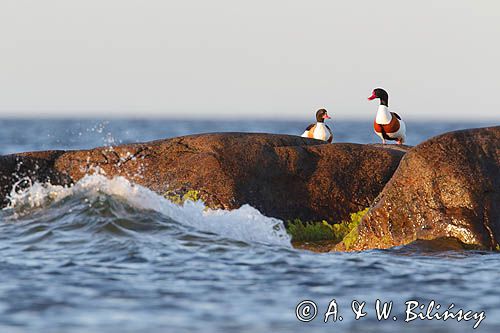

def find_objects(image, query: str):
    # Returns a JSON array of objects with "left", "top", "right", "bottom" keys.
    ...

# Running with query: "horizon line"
[{"left": 0, "top": 114, "right": 499, "bottom": 123}]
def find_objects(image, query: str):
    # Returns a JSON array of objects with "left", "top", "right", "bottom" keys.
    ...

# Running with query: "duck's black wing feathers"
[
  {"left": 391, "top": 112, "right": 402, "bottom": 120},
  {"left": 304, "top": 123, "right": 315, "bottom": 131}
]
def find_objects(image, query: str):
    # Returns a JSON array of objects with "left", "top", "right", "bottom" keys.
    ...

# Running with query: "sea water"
[{"left": 0, "top": 118, "right": 498, "bottom": 333}]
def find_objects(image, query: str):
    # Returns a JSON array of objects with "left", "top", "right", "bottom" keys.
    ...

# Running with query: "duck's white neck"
[{"left": 376, "top": 105, "right": 392, "bottom": 124}]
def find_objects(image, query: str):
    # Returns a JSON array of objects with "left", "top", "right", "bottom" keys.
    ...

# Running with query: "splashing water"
[{"left": 4, "top": 174, "right": 291, "bottom": 247}]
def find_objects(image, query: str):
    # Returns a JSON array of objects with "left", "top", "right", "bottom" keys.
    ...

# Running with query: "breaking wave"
[{"left": 2, "top": 174, "right": 291, "bottom": 247}]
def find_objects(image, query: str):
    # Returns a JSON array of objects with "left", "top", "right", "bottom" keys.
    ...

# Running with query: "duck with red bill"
[
  {"left": 368, "top": 88, "right": 407, "bottom": 145},
  {"left": 368, "top": 92, "right": 377, "bottom": 100},
  {"left": 300, "top": 109, "right": 333, "bottom": 143}
]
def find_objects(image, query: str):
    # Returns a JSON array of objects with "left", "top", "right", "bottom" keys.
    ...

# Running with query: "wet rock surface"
[{"left": 0, "top": 151, "right": 72, "bottom": 207}]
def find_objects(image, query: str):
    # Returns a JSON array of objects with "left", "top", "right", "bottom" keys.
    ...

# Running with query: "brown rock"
[
  {"left": 341, "top": 126, "right": 500, "bottom": 251},
  {"left": 0, "top": 133, "right": 407, "bottom": 223}
]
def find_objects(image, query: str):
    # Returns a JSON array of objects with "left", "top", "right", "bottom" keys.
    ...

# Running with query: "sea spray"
[{"left": 4, "top": 174, "right": 292, "bottom": 247}]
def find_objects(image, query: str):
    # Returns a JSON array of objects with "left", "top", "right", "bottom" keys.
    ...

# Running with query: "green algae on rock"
[
  {"left": 287, "top": 208, "right": 369, "bottom": 246},
  {"left": 164, "top": 189, "right": 202, "bottom": 205}
]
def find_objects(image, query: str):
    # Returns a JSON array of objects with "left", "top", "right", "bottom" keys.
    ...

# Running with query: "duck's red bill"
[
  {"left": 368, "top": 93, "right": 376, "bottom": 100},
  {"left": 324, "top": 114, "right": 331, "bottom": 119}
]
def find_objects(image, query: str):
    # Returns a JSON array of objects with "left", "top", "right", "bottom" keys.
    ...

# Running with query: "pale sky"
[{"left": 0, "top": 0, "right": 499, "bottom": 120}]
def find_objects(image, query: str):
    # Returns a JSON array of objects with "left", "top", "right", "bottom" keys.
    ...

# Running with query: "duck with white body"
[
  {"left": 301, "top": 109, "right": 333, "bottom": 143},
  {"left": 368, "top": 88, "right": 407, "bottom": 145}
]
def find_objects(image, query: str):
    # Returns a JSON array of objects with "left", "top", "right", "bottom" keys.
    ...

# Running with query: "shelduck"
[
  {"left": 368, "top": 88, "right": 407, "bottom": 144},
  {"left": 301, "top": 109, "right": 333, "bottom": 143}
]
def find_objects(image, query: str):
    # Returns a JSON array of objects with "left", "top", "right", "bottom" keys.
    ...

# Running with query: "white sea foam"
[{"left": 5, "top": 174, "right": 292, "bottom": 247}]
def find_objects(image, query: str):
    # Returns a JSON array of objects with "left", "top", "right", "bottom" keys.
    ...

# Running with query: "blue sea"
[{"left": 0, "top": 118, "right": 499, "bottom": 333}]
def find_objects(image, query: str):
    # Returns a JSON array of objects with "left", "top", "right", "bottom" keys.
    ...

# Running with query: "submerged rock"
[
  {"left": 338, "top": 126, "right": 500, "bottom": 251},
  {"left": 0, "top": 133, "right": 406, "bottom": 223}
]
